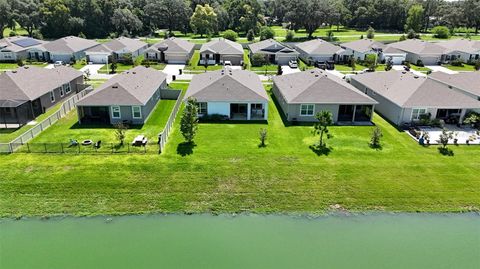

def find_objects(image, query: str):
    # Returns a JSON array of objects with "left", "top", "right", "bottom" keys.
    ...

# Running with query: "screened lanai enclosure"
[{"left": 0, "top": 100, "right": 38, "bottom": 129}]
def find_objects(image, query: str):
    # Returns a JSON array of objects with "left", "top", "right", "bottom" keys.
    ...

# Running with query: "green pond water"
[{"left": 0, "top": 214, "right": 479, "bottom": 269}]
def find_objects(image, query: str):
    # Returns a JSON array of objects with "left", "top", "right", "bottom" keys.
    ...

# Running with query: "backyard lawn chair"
[
  {"left": 69, "top": 139, "right": 79, "bottom": 147},
  {"left": 94, "top": 140, "right": 102, "bottom": 149}
]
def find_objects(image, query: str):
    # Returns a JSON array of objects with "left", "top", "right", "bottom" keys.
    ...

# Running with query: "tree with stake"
[
  {"left": 180, "top": 97, "right": 199, "bottom": 144},
  {"left": 437, "top": 128, "right": 454, "bottom": 156},
  {"left": 312, "top": 110, "right": 333, "bottom": 149},
  {"left": 114, "top": 123, "right": 127, "bottom": 146},
  {"left": 370, "top": 127, "right": 383, "bottom": 149},
  {"left": 259, "top": 128, "right": 267, "bottom": 147}
]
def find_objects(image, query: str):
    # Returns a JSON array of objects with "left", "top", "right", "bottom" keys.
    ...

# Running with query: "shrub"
[
  {"left": 450, "top": 59, "right": 464, "bottom": 66},
  {"left": 365, "top": 54, "right": 377, "bottom": 71},
  {"left": 475, "top": 60, "right": 480, "bottom": 71},
  {"left": 78, "top": 32, "right": 86, "bottom": 39},
  {"left": 360, "top": 34, "right": 364, "bottom": 39},
  {"left": 432, "top": 26, "right": 451, "bottom": 39},
  {"left": 416, "top": 59, "right": 424, "bottom": 67},
  {"left": 277, "top": 64, "right": 283, "bottom": 75},
  {"left": 385, "top": 57, "right": 393, "bottom": 71},
  {"left": 399, "top": 35, "right": 407, "bottom": 41},
  {"left": 122, "top": 53, "right": 134, "bottom": 65},
  {"left": 9, "top": 31, "right": 17, "bottom": 37},
  {"left": 259, "top": 26, "right": 275, "bottom": 41},
  {"left": 246, "top": 29, "right": 255, "bottom": 42},
  {"left": 285, "top": 30, "right": 295, "bottom": 42},
  {"left": 223, "top": 30, "right": 238, "bottom": 41},
  {"left": 366, "top": 26, "right": 375, "bottom": 39},
  {"left": 32, "top": 31, "right": 43, "bottom": 40},
  {"left": 17, "top": 59, "right": 25, "bottom": 67},
  {"left": 407, "top": 29, "right": 419, "bottom": 39},
  {"left": 251, "top": 53, "right": 267, "bottom": 67},
  {"left": 114, "top": 123, "right": 128, "bottom": 145}
]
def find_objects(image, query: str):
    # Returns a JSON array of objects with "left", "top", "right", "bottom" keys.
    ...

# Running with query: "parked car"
[
  {"left": 288, "top": 60, "right": 298, "bottom": 68},
  {"left": 54, "top": 61, "right": 64, "bottom": 67},
  {"left": 224, "top": 61, "right": 232, "bottom": 66}
]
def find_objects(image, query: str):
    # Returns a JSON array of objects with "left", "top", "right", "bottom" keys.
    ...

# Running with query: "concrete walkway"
[
  {"left": 392, "top": 65, "right": 426, "bottom": 77},
  {"left": 326, "top": 69, "right": 346, "bottom": 79},
  {"left": 426, "top": 66, "right": 459, "bottom": 74}
]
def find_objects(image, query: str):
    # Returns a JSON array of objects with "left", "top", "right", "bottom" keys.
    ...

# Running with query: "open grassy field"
[{"left": 0, "top": 84, "right": 479, "bottom": 217}]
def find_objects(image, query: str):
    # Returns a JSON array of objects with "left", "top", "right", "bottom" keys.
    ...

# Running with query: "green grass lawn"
[
  {"left": 98, "top": 63, "right": 134, "bottom": 74},
  {"left": 442, "top": 64, "right": 477, "bottom": 71},
  {"left": 410, "top": 64, "right": 431, "bottom": 72},
  {"left": 0, "top": 62, "right": 48, "bottom": 70},
  {"left": 1, "top": 84, "right": 480, "bottom": 217},
  {"left": 335, "top": 64, "right": 368, "bottom": 72},
  {"left": 184, "top": 51, "right": 225, "bottom": 72}
]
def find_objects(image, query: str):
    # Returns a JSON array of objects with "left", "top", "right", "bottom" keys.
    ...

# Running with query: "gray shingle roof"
[
  {"left": 0, "top": 36, "right": 47, "bottom": 53},
  {"left": 273, "top": 69, "right": 377, "bottom": 104},
  {"left": 184, "top": 69, "right": 268, "bottom": 102},
  {"left": 437, "top": 39, "right": 480, "bottom": 54},
  {"left": 0, "top": 66, "right": 83, "bottom": 104},
  {"left": 388, "top": 39, "right": 446, "bottom": 55},
  {"left": 341, "top": 39, "right": 385, "bottom": 53},
  {"left": 200, "top": 39, "right": 243, "bottom": 55},
  {"left": 86, "top": 37, "right": 147, "bottom": 54},
  {"left": 248, "top": 39, "right": 299, "bottom": 55},
  {"left": 76, "top": 66, "right": 167, "bottom": 106},
  {"left": 430, "top": 71, "right": 480, "bottom": 97},
  {"left": 351, "top": 70, "right": 480, "bottom": 108},
  {"left": 295, "top": 39, "right": 344, "bottom": 55},
  {"left": 42, "top": 36, "right": 99, "bottom": 53},
  {"left": 147, "top": 37, "right": 195, "bottom": 55}
]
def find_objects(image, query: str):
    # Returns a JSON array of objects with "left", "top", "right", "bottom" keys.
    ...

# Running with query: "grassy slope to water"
[{"left": 0, "top": 88, "right": 479, "bottom": 216}]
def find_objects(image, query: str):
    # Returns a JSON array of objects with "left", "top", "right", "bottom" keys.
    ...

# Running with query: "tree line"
[{"left": 0, "top": 0, "right": 479, "bottom": 39}]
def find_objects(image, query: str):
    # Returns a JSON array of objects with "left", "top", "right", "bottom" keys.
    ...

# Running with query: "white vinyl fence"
[
  {"left": 0, "top": 88, "right": 92, "bottom": 153},
  {"left": 158, "top": 91, "right": 184, "bottom": 153}
]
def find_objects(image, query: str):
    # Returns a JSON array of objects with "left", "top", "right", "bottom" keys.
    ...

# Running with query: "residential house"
[
  {"left": 0, "top": 66, "right": 84, "bottom": 127},
  {"left": 248, "top": 39, "right": 299, "bottom": 65},
  {"left": 294, "top": 39, "right": 347, "bottom": 65},
  {"left": 437, "top": 39, "right": 480, "bottom": 63},
  {"left": 28, "top": 36, "right": 99, "bottom": 63},
  {"left": 272, "top": 69, "right": 377, "bottom": 123},
  {"left": 76, "top": 66, "right": 167, "bottom": 125},
  {"left": 0, "top": 36, "right": 47, "bottom": 62},
  {"left": 387, "top": 39, "right": 446, "bottom": 65},
  {"left": 340, "top": 39, "right": 386, "bottom": 62},
  {"left": 430, "top": 71, "right": 480, "bottom": 113},
  {"left": 144, "top": 37, "right": 195, "bottom": 64},
  {"left": 350, "top": 70, "right": 480, "bottom": 126},
  {"left": 184, "top": 69, "right": 269, "bottom": 120},
  {"left": 85, "top": 37, "right": 148, "bottom": 64},
  {"left": 199, "top": 39, "right": 244, "bottom": 65}
]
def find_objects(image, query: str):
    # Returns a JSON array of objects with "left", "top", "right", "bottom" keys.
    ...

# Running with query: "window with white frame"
[
  {"left": 50, "top": 91, "right": 55, "bottom": 103},
  {"left": 300, "top": 104, "right": 315, "bottom": 116},
  {"left": 111, "top": 106, "right": 121, "bottom": 119},
  {"left": 411, "top": 108, "right": 427, "bottom": 121},
  {"left": 132, "top": 106, "right": 142, "bottom": 119},
  {"left": 59, "top": 86, "right": 64, "bottom": 97},
  {"left": 63, "top": 83, "right": 71, "bottom": 94},
  {"left": 197, "top": 102, "right": 207, "bottom": 114}
]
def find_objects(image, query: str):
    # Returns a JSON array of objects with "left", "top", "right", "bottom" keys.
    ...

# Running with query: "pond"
[{"left": 0, "top": 214, "right": 479, "bottom": 269}]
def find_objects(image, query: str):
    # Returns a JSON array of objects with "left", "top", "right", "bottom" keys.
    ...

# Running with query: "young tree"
[
  {"left": 259, "top": 128, "right": 267, "bottom": 147},
  {"left": 180, "top": 98, "right": 199, "bottom": 143},
  {"left": 114, "top": 123, "right": 127, "bottom": 145},
  {"left": 313, "top": 110, "right": 334, "bottom": 148},
  {"left": 385, "top": 57, "right": 393, "bottom": 71},
  {"left": 437, "top": 128, "right": 453, "bottom": 149},
  {"left": 349, "top": 57, "right": 356, "bottom": 71},
  {"left": 285, "top": 30, "right": 295, "bottom": 41},
  {"left": 365, "top": 54, "right": 377, "bottom": 71},
  {"left": 259, "top": 26, "right": 275, "bottom": 40},
  {"left": 223, "top": 29, "right": 238, "bottom": 41},
  {"left": 366, "top": 26, "right": 375, "bottom": 39},
  {"left": 370, "top": 127, "right": 383, "bottom": 149},
  {"left": 110, "top": 57, "right": 117, "bottom": 74},
  {"left": 407, "top": 29, "right": 418, "bottom": 39},
  {"left": 405, "top": 4, "right": 424, "bottom": 33},
  {"left": 475, "top": 60, "right": 480, "bottom": 71},
  {"left": 277, "top": 64, "right": 283, "bottom": 75},
  {"left": 190, "top": 4, "right": 217, "bottom": 37},
  {"left": 246, "top": 29, "right": 255, "bottom": 41}
]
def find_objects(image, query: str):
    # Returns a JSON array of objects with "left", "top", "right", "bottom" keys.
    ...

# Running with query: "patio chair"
[
  {"left": 94, "top": 140, "right": 102, "bottom": 149},
  {"left": 69, "top": 139, "right": 79, "bottom": 147}
]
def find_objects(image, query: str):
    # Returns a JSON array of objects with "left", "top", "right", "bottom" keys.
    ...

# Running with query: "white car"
[
  {"left": 53, "top": 61, "right": 64, "bottom": 67},
  {"left": 224, "top": 61, "right": 232, "bottom": 66},
  {"left": 288, "top": 60, "right": 298, "bottom": 68}
]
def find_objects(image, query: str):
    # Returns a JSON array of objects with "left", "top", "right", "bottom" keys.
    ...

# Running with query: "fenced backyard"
[
  {"left": 0, "top": 89, "right": 183, "bottom": 155},
  {"left": 0, "top": 88, "right": 92, "bottom": 153}
]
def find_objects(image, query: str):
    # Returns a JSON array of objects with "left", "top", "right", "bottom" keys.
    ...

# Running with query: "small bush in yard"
[
  {"left": 114, "top": 123, "right": 128, "bottom": 145},
  {"left": 180, "top": 98, "right": 199, "bottom": 143},
  {"left": 432, "top": 26, "right": 451, "bottom": 39},
  {"left": 223, "top": 30, "right": 238, "bottom": 41},
  {"left": 370, "top": 127, "right": 383, "bottom": 149},
  {"left": 285, "top": 30, "right": 295, "bottom": 42},
  {"left": 437, "top": 128, "right": 454, "bottom": 156},
  {"left": 246, "top": 29, "right": 255, "bottom": 41},
  {"left": 474, "top": 60, "right": 480, "bottom": 71},
  {"left": 450, "top": 59, "right": 464, "bottom": 67}
]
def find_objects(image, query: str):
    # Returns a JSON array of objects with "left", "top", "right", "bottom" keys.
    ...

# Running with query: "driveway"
[
  {"left": 80, "top": 64, "right": 104, "bottom": 75},
  {"left": 326, "top": 69, "right": 346, "bottom": 79},
  {"left": 426, "top": 66, "right": 459, "bottom": 74},
  {"left": 392, "top": 65, "right": 426, "bottom": 77},
  {"left": 44, "top": 64, "right": 55, "bottom": 69},
  {"left": 282, "top": 65, "right": 300, "bottom": 75}
]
